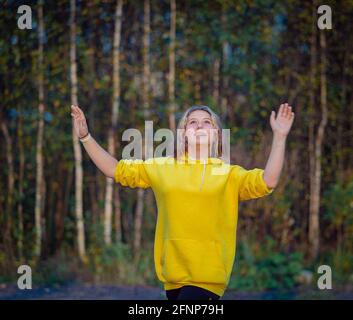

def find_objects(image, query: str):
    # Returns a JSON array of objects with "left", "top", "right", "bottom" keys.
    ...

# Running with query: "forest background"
[{"left": 0, "top": 0, "right": 352, "bottom": 297}]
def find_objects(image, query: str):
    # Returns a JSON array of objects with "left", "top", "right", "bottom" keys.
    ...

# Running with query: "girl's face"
[{"left": 185, "top": 110, "right": 216, "bottom": 150}]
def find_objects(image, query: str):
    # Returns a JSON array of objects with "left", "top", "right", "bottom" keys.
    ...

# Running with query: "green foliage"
[
  {"left": 0, "top": 242, "right": 157, "bottom": 288},
  {"left": 32, "top": 252, "right": 82, "bottom": 286},
  {"left": 229, "top": 237, "right": 304, "bottom": 291},
  {"left": 87, "top": 241, "right": 132, "bottom": 284},
  {"left": 317, "top": 250, "right": 353, "bottom": 286},
  {"left": 135, "top": 243, "right": 160, "bottom": 287},
  {"left": 322, "top": 180, "right": 353, "bottom": 236},
  {"left": 80, "top": 216, "right": 158, "bottom": 286}
]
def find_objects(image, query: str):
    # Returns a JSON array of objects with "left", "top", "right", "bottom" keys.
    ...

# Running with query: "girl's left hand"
[{"left": 270, "top": 103, "right": 295, "bottom": 137}]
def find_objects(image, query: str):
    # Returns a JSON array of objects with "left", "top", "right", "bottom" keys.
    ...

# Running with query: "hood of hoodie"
[{"left": 176, "top": 153, "right": 224, "bottom": 191}]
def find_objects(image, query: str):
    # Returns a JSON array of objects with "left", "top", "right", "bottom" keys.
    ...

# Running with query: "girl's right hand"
[{"left": 71, "top": 105, "right": 89, "bottom": 139}]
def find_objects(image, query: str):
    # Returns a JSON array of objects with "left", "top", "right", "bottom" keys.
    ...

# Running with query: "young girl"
[{"left": 70, "top": 103, "right": 294, "bottom": 300}]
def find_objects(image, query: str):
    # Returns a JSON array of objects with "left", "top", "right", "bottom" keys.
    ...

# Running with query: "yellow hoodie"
[{"left": 114, "top": 154, "right": 274, "bottom": 297}]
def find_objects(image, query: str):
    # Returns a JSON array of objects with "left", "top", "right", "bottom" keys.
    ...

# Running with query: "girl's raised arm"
[
  {"left": 263, "top": 103, "right": 295, "bottom": 189},
  {"left": 70, "top": 105, "right": 118, "bottom": 178}
]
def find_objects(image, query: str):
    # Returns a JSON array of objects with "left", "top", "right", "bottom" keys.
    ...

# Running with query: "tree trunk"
[
  {"left": 104, "top": 0, "right": 123, "bottom": 245},
  {"left": 143, "top": 0, "right": 151, "bottom": 120},
  {"left": 34, "top": 0, "right": 45, "bottom": 259},
  {"left": 337, "top": 41, "right": 349, "bottom": 182},
  {"left": 213, "top": 58, "right": 220, "bottom": 105},
  {"left": 54, "top": 164, "right": 65, "bottom": 254},
  {"left": 87, "top": 1, "right": 98, "bottom": 134},
  {"left": 70, "top": 0, "right": 86, "bottom": 261},
  {"left": 89, "top": 179, "right": 99, "bottom": 225},
  {"left": 59, "top": 166, "right": 73, "bottom": 252},
  {"left": 114, "top": 185, "right": 122, "bottom": 243},
  {"left": 168, "top": 0, "right": 176, "bottom": 132},
  {"left": 221, "top": 4, "right": 230, "bottom": 123},
  {"left": 308, "top": 0, "right": 317, "bottom": 260},
  {"left": 17, "top": 107, "right": 25, "bottom": 260},
  {"left": 121, "top": 195, "right": 130, "bottom": 244},
  {"left": 309, "top": 6, "right": 328, "bottom": 260},
  {"left": 1, "top": 121, "right": 15, "bottom": 263},
  {"left": 86, "top": 1, "right": 99, "bottom": 230},
  {"left": 133, "top": 0, "right": 151, "bottom": 258},
  {"left": 143, "top": 0, "right": 155, "bottom": 250},
  {"left": 134, "top": 189, "right": 145, "bottom": 257}
]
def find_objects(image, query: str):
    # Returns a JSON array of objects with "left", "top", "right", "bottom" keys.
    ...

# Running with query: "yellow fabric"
[{"left": 114, "top": 154, "right": 274, "bottom": 297}]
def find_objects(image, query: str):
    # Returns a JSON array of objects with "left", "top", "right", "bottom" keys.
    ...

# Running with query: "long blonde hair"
[{"left": 176, "top": 105, "right": 224, "bottom": 159}]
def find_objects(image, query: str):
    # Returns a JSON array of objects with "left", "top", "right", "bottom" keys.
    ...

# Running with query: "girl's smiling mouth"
[{"left": 194, "top": 130, "right": 208, "bottom": 136}]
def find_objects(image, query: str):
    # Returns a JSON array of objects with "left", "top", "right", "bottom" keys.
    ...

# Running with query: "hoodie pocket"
[{"left": 161, "top": 238, "right": 227, "bottom": 285}]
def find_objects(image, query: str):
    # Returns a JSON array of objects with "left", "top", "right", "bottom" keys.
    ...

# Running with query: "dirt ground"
[{"left": 0, "top": 283, "right": 352, "bottom": 300}]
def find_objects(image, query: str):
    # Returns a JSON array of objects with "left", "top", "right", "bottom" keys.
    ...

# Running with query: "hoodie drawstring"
[{"left": 200, "top": 159, "right": 207, "bottom": 191}]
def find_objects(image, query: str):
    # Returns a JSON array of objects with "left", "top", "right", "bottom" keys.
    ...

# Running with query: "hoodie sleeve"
[
  {"left": 114, "top": 159, "right": 151, "bottom": 189},
  {"left": 233, "top": 165, "right": 274, "bottom": 201}
]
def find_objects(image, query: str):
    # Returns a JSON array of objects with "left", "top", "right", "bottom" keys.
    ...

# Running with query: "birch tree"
[
  {"left": 70, "top": 0, "right": 86, "bottom": 260},
  {"left": 34, "top": 0, "right": 45, "bottom": 258},
  {"left": 308, "top": 0, "right": 328, "bottom": 260},
  {"left": 1, "top": 120, "right": 14, "bottom": 262},
  {"left": 168, "top": 0, "right": 176, "bottom": 132},
  {"left": 133, "top": 0, "right": 151, "bottom": 257},
  {"left": 104, "top": 0, "right": 123, "bottom": 245}
]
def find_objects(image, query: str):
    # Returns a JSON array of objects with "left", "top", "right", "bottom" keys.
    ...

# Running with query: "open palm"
[
  {"left": 270, "top": 103, "right": 295, "bottom": 136},
  {"left": 71, "top": 105, "right": 89, "bottom": 139}
]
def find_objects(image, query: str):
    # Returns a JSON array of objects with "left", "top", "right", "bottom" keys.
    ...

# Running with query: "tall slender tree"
[
  {"left": 308, "top": 0, "right": 328, "bottom": 260},
  {"left": 0, "top": 120, "right": 14, "bottom": 263},
  {"left": 104, "top": 0, "right": 123, "bottom": 245},
  {"left": 17, "top": 106, "right": 25, "bottom": 260},
  {"left": 133, "top": 0, "right": 151, "bottom": 257},
  {"left": 220, "top": 2, "right": 230, "bottom": 123},
  {"left": 70, "top": 0, "right": 86, "bottom": 260},
  {"left": 34, "top": 0, "right": 45, "bottom": 259},
  {"left": 168, "top": 0, "right": 176, "bottom": 132}
]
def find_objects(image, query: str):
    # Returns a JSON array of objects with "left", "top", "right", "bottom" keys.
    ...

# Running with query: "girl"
[{"left": 70, "top": 103, "right": 294, "bottom": 300}]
